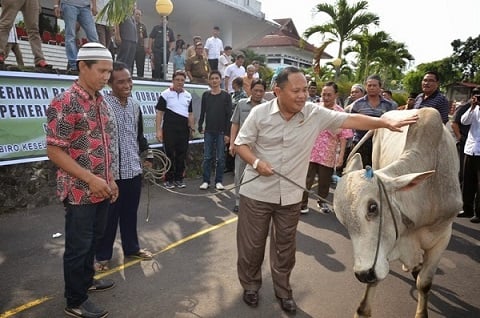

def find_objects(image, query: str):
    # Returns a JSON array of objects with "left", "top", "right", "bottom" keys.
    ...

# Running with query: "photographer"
[
  {"left": 453, "top": 88, "right": 480, "bottom": 185},
  {"left": 459, "top": 88, "right": 480, "bottom": 223}
]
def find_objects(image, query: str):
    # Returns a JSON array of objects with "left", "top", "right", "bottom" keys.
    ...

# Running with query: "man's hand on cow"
[{"left": 385, "top": 114, "right": 419, "bottom": 132}]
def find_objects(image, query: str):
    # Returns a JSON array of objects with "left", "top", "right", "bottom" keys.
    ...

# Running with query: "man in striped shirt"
[
  {"left": 414, "top": 70, "right": 449, "bottom": 124},
  {"left": 351, "top": 74, "right": 394, "bottom": 166}
]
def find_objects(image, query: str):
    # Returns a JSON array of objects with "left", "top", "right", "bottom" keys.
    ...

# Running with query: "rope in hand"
[{"left": 272, "top": 170, "right": 333, "bottom": 206}]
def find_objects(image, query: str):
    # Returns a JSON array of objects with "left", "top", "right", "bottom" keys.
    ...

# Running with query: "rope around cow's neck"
[{"left": 369, "top": 175, "right": 400, "bottom": 274}]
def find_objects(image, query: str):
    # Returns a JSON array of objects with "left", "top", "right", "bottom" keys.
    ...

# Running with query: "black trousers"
[
  {"left": 353, "top": 138, "right": 373, "bottom": 168},
  {"left": 462, "top": 154, "right": 480, "bottom": 217},
  {"left": 163, "top": 125, "right": 189, "bottom": 182},
  {"left": 134, "top": 45, "right": 146, "bottom": 77},
  {"left": 208, "top": 58, "right": 218, "bottom": 71},
  {"left": 152, "top": 49, "right": 171, "bottom": 79}
]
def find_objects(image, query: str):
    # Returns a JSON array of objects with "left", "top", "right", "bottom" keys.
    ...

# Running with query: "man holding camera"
[{"left": 459, "top": 88, "right": 480, "bottom": 223}]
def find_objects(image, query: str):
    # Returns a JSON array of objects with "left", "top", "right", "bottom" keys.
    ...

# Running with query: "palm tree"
[
  {"left": 303, "top": 0, "right": 379, "bottom": 75},
  {"left": 98, "top": 0, "right": 136, "bottom": 25},
  {"left": 345, "top": 30, "right": 413, "bottom": 82}
]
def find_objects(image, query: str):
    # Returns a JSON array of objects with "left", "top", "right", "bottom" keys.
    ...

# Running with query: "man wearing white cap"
[{"left": 46, "top": 43, "right": 117, "bottom": 318}]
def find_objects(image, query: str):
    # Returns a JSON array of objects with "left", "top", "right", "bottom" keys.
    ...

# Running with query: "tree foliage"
[
  {"left": 402, "top": 58, "right": 462, "bottom": 94},
  {"left": 303, "top": 0, "right": 379, "bottom": 75},
  {"left": 451, "top": 35, "right": 480, "bottom": 81},
  {"left": 98, "top": 0, "right": 136, "bottom": 25},
  {"left": 345, "top": 30, "right": 413, "bottom": 82}
]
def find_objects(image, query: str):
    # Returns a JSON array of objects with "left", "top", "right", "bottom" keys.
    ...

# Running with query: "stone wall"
[{"left": 0, "top": 143, "right": 204, "bottom": 214}]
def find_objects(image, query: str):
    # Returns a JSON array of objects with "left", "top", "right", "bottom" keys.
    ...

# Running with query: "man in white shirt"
[
  {"left": 204, "top": 26, "right": 223, "bottom": 71},
  {"left": 218, "top": 45, "right": 232, "bottom": 88},
  {"left": 224, "top": 54, "right": 245, "bottom": 93},
  {"left": 459, "top": 90, "right": 480, "bottom": 223}
]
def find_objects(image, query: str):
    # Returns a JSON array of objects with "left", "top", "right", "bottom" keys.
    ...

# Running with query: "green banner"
[{"left": 0, "top": 71, "right": 207, "bottom": 166}]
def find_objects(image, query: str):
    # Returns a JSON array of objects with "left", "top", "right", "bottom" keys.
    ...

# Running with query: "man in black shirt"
[{"left": 147, "top": 17, "right": 175, "bottom": 79}]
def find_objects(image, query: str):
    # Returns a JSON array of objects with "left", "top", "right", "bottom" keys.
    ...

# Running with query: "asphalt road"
[{"left": 1, "top": 173, "right": 479, "bottom": 318}]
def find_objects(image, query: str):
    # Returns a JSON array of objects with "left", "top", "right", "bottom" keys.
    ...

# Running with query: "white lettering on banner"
[
  {"left": 143, "top": 118, "right": 155, "bottom": 128},
  {"left": 0, "top": 85, "right": 49, "bottom": 100},
  {"left": 144, "top": 133, "right": 156, "bottom": 140},
  {"left": 0, "top": 104, "right": 49, "bottom": 119}
]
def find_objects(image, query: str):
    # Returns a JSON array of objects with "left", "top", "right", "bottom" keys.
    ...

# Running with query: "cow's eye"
[{"left": 366, "top": 200, "right": 378, "bottom": 220}]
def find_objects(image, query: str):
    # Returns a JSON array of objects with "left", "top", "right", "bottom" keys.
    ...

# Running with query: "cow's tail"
[{"left": 346, "top": 130, "right": 374, "bottom": 163}]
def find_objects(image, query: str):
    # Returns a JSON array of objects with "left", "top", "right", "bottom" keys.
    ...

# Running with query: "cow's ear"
[
  {"left": 344, "top": 153, "right": 363, "bottom": 173},
  {"left": 390, "top": 170, "right": 435, "bottom": 192}
]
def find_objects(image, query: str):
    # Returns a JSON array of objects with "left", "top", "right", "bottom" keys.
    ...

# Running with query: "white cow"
[{"left": 333, "top": 108, "right": 462, "bottom": 318}]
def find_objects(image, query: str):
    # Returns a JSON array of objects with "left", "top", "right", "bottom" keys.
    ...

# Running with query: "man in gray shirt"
[{"left": 229, "top": 78, "right": 267, "bottom": 212}]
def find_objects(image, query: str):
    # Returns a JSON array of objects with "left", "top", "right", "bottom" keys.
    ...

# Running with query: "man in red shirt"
[{"left": 46, "top": 43, "right": 117, "bottom": 318}]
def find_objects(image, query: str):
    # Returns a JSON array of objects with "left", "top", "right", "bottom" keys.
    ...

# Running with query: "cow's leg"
[
  {"left": 354, "top": 282, "right": 378, "bottom": 318},
  {"left": 414, "top": 226, "right": 452, "bottom": 318}
]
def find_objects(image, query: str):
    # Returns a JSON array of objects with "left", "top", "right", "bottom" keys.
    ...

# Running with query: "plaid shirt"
[
  {"left": 105, "top": 95, "right": 143, "bottom": 180},
  {"left": 46, "top": 81, "right": 115, "bottom": 204}
]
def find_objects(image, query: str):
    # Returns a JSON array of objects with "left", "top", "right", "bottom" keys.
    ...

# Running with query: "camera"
[{"left": 475, "top": 95, "right": 480, "bottom": 105}]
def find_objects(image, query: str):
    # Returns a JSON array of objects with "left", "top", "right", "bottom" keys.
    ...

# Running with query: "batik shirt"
[
  {"left": 46, "top": 81, "right": 115, "bottom": 204},
  {"left": 309, "top": 105, "right": 353, "bottom": 167}
]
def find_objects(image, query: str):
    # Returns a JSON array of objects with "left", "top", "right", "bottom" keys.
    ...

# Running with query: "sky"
[{"left": 260, "top": 0, "right": 479, "bottom": 68}]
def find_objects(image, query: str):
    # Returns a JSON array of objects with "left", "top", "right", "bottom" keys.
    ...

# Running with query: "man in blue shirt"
[
  {"left": 414, "top": 70, "right": 449, "bottom": 124},
  {"left": 351, "top": 74, "right": 394, "bottom": 166}
]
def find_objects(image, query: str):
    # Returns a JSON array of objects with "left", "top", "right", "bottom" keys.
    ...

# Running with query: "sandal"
[
  {"left": 128, "top": 248, "right": 153, "bottom": 260},
  {"left": 94, "top": 260, "right": 110, "bottom": 272}
]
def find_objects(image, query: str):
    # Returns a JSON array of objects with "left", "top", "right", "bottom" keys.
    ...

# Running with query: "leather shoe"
[
  {"left": 470, "top": 216, "right": 480, "bottom": 223},
  {"left": 458, "top": 211, "right": 474, "bottom": 218},
  {"left": 277, "top": 296, "right": 297, "bottom": 313},
  {"left": 233, "top": 205, "right": 239, "bottom": 213},
  {"left": 243, "top": 290, "right": 258, "bottom": 307}
]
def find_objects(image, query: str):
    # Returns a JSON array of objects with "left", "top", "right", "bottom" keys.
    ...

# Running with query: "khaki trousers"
[
  {"left": 0, "top": 0, "right": 45, "bottom": 64},
  {"left": 237, "top": 195, "right": 301, "bottom": 298}
]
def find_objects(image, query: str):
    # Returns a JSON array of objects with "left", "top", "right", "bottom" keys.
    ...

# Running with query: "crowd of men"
[{"left": 6, "top": 3, "right": 477, "bottom": 317}]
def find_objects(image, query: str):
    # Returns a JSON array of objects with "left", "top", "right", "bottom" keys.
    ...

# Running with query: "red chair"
[
  {"left": 16, "top": 26, "right": 28, "bottom": 41},
  {"left": 55, "top": 33, "right": 65, "bottom": 46},
  {"left": 42, "top": 31, "right": 56, "bottom": 45}
]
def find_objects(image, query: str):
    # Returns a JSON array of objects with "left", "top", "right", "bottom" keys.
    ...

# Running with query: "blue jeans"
[
  {"left": 64, "top": 200, "right": 109, "bottom": 307},
  {"left": 202, "top": 131, "right": 225, "bottom": 184},
  {"left": 61, "top": 3, "right": 98, "bottom": 69}
]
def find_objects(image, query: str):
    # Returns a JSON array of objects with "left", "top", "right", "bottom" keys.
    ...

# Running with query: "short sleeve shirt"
[
  {"left": 46, "top": 81, "right": 115, "bottom": 204},
  {"left": 234, "top": 99, "right": 349, "bottom": 205},
  {"left": 414, "top": 90, "right": 449, "bottom": 124},
  {"left": 309, "top": 105, "right": 353, "bottom": 167},
  {"left": 351, "top": 96, "right": 394, "bottom": 142}
]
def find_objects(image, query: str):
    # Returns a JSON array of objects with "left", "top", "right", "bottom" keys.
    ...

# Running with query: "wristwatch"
[{"left": 252, "top": 158, "right": 260, "bottom": 169}]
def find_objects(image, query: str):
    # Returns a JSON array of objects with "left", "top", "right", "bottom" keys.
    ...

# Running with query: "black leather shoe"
[
  {"left": 233, "top": 205, "right": 239, "bottom": 213},
  {"left": 243, "top": 290, "right": 258, "bottom": 307},
  {"left": 277, "top": 297, "right": 297, "bottom": 313},
  {"left": 458, "top": 211, "right": 474, "bottom": 218},
  {"left": 470, "top": 216, "right": 480, "bottom": 223}
]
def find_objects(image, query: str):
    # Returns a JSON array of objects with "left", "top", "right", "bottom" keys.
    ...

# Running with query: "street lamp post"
[
  {"left": 155, "top": 0, "right": 173, "bottom": 80},
  {"left": 332, "top": 57, "right": 342, "bottom": 81}
]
